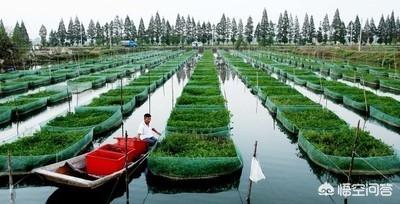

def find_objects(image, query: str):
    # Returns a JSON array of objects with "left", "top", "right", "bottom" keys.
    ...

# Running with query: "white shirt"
[{"left": 137, "top": 122, "right": 154, "bottom": 140}]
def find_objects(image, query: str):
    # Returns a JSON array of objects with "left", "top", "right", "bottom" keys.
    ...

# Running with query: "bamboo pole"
[
  {"left": 344, "top": 120, "right": 360, "bottom": 204},
  {"left": 246, "top": 141, "right": 258, "bottom": 203}
]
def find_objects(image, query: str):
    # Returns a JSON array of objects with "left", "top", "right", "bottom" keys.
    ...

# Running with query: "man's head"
[{"left": 144, "top": 113, "right": 151, "bottom": 124}]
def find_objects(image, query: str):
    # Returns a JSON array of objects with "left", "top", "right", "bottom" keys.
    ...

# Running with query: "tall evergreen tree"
[
  {"left": 216, "top": 14, "right": 226, "bottom": 44},
  {"left": 131, "top": 20, "right": 137, "bottom": 40},
  {"left": 73, "top": 17, "right": 81, "bottom": 45},
  {"left": 95, "top": 21, "right": 104, "bottom": 45},
  {"left": 20, "top": 21, "right": 30, "bottom": 46},
  {"left": 67, "top": 18, "right": 75, "bottom": 45},
  {"left": 388, "top": 11, "right": 396, "bottom": 43},
  {"left": 259, "top": 9, "right": 269, "bottom": 46},
  {"left": 206, "top": 22, "right": 212, "bottom": 44},
  {"left": 87, "top": 19, "right": 96, "bottom": 45},
  {"left": 49, "top": 30, "right": 59, "bottom": 46},
  {"left": 339, "top": 21, "right": 347, "bottom": 44},
  {"left": 80, "top": 24, "right": 87, "bottom": 45},
  {"left": 353, "top": 15, "right": 361, "bottom": 43},
  {"left": 369, "top": 18, "right": 377, "bottom": 43},
  {"left": 301, "top": 13, "right": 310, "bottom": 44},
  {"left": 276, "top": 13, "right": 283, "bottom": 43},
  {"left": 293, "top": 16, "right": 301, "bottom": 44},
  {"left": 0, "top": 19, "right": 15, "bottom": 68},
  {"left": 346, "top": 21, "right": 355, "bottom": 43},
  {"left": 377, "top": 15, "right": 386, "bottom": 44},
  {"left": 309, "top": 15, "right": 316, "bottom": 43},
  {"left": 123, "top": 15, "right": 132, "bottom": 40},
  {"left": 322, "top": 14, "right": 330, "bottom": 43},
  {"left": 39, "top": 25, "right": 47, "bottom": 46},
  {"left": 244, "top": 16, "right": 254, "bottom": 44},
  {"left": 138, "top": 18, "right": 146, "bottom": 43},
  {"left": 154, "top": 12, "right": 162, "bottom": 44},
  {"left": 331, "top": 9, "right": 343, "bottom": 44},
  {"left": 316, "top": 23, "right": 323, "bottom": 43},
  {"left": 231, "top": 18, "right": 238, "bottom": 44},
  {"left": 238, "top": 19, "right": 244, "bottom": 40},
  {"left": 57, "top": 19, "right": 67, "bottom": 45}
]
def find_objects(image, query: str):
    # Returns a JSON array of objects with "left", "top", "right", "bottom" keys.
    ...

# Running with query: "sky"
[{"left": 1, "top": 0, "right": 399, "bottom": 39}]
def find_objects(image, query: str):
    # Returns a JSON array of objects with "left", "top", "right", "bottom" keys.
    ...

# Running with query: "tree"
[
  {"left": 206, "top": 22, "right": 212, "bottom": 45},
  {"left": 67, "top": 18, "right": 75, "bottom": 45},
  {"left": 322, "top": 14, "right": 330, "bottom": 43},
  {"left": 20, "top": 21, "right": 30, "bottom": 46},
  {"left": 39, "top": 25, "right": 47, "bottom": 46},
  {"left": 57, "top": 19, "right": 67, "bottom": 45},
  {"left": 316, "top": 24, "right": 323, "bottom": 43},
  {"left": 353, "top": 15, "right": 361, "bottom": 43},
  {"left": 346, "top": 21, "right": 355, "bottom": 43},
  {"left": 396, "top": 17, "right": 400, "bottom": 43},
  {"left": 238, "top": 19, "right": 244, "bottom": 40},
  {"left": 369, "top": 18, "right": 377, "bottom": 43},
  {"left": 231, "top": 18, "right": 238, "bottom": 44},
  {"left": 281, "top": 11, "right": 290, "bottom": 43},
  {"left": 104, "top": 22, "right": 110, "bottom": 46},
  {"left": 362, "top": 19, "right": 371, "bottom": 44},
  {"left": 80, "top": 24, "right": 87, "bottom": 45},
  {"left": 259, "top": 9, "right": 269, "bottom": 46},
  {"left": 87, "top": 19, "right": 96, "bottom": 45},
  {"left": 301, "top": 13, "right": 310, "bottom": 44},
  {"left": 225, "top": 17, "right": 231, "bottom": 43},
  {"left": 216, "top": 14, "right": 226, "bottom": 44},
  {"left": 73, "top": 17, "right": 81, "bottom": 45},
  {"left": 377, "top": 15, "right": 386, "bottom": 44},
  {"left": 309, "top": 15, "right": 316, "bottom": 43},
  {"left": 289, "top": 14, "right": 294, "bottom": 43},
  {"left": 49, "top": 30, "right": 59, "bottom": 46},
  {"left": 147, "top": 16, "right": 155, "bottom": 44},
  {"left": 123, "top": 15, "right": 132, "bottom": 40},
  {"left": 0, "top": 20, "right": 15, "bottom": 69},
  {"left": 131, "top": 20, "right": 137, "bottom": 40},
  {"left": 138, "top": 18, "right": 146, "bottom": 43},
  {"left": 276, "top": 13, "right": 283, "bottom": 43},
  {"left": 154, "top": 12, "right": 162, "bottom": 44},
  {"left": 388, "top": 11, "right": 396, "bottom": 44},
  {"left": 331, "top": 9, "right": 343, "bottom": 44},
  {"left": 255, "top": 23, "right": 261, "bottom": 43},
  {"left": 293, "top": 16, "right": 301, "bottom": 44},
  {"left": 112, "top": 15, "right": 122, "bottom": 44},
  {"left": 339, "top": 21, "right": 347, "bottom": 44},
  {"left": 95, "top": 21, "right": 104, "bottom": 45},
  {"left": 244, "top": 16, "right": 254, "bottom": 44}
]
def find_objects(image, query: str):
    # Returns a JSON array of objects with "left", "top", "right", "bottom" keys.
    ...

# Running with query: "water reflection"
[{"left": 146, "top": 168, "right": 242, "bottom": 194}]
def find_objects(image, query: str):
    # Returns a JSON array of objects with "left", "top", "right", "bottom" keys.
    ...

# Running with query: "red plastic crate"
[
  {"left": 86, "top": 149, "right": 125, "bottom": 176},
  {"left": 115, "top": 137, "right": 148, "bottom": 154},
  {"left": 99, "top": 144, "right": 138, "bottom": 162}
]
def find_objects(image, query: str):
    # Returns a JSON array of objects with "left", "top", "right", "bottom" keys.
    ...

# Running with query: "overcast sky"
[{"left": 1, "top": 0, "right": 399, "bottom": 39}]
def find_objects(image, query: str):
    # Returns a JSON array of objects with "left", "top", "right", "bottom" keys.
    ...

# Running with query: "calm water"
[{"left": 0, "top": 59, "right": 400, "bottom": 204}]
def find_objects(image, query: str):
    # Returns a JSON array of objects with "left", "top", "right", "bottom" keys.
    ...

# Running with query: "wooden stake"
[
  {"left": 345, "top": 120, "right": 360, "bottom": 204},
  {"left": 120, "top": 77, "right": 129, "bottom": 204},
  {"left": 246, "top": 141, "right": 258, "bottom": 203}
]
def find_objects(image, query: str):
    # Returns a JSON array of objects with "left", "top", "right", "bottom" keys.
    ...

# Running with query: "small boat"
[{"left": 33, "top": 137, "right": 150, "bottom": 190}]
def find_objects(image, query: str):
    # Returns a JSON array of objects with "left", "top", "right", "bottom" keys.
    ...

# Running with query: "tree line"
[
  {"left": 1, "top": 8, "right": 399, "bottom": 69},
  {"left": 35, "top": 9, "right": 400, "bottom": 47}
]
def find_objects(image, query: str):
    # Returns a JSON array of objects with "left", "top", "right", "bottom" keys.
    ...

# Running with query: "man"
[{"left": 136, "top": 113, "right": 161, "bottom": 146}]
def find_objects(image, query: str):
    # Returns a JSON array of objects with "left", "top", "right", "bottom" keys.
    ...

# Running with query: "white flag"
[{"left": 249, "top": 157, "right": 265, "bottom": 183}]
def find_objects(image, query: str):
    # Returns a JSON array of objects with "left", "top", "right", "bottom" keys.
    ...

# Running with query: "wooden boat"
[{"left": 33, "top": 137, "right": 150, "bottom": 190}]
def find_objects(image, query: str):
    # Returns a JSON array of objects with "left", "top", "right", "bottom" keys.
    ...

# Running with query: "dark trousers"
[{"left": 143, "top": 137, "right": 157, "bottom": 146}]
